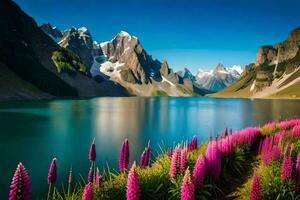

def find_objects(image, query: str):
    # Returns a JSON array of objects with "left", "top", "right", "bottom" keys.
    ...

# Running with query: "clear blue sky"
[{"left": 16, "top": 0, "right": 300, "bottom": 72}]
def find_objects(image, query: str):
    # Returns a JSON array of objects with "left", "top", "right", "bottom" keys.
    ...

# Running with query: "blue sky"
[{"left": 16, "top": 0, "right": 300, "bottom": 72}]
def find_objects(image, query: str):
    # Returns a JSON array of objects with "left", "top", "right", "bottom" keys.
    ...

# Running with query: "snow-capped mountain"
[{"left": 195, "top": 63, "right": 243, "bottom": 92}]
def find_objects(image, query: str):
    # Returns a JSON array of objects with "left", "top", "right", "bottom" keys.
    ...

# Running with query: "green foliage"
[
  {"left": 240, "top": 161, "right": 296, "bottom": 200},
  {"left": 151, "top": 90, "right": 169, "bottom": 96},
  {"left": 260, "top": 126, "right": 280, "bottom": 136},
  {"left": 51, "top": 50, "right": 87, "bottom": 74}
]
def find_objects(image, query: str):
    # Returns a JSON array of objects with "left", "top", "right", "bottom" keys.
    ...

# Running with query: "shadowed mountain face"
[
  {"left": 42, "top": 24, "right": 209, "bottom": 96},
  {"left": 212, "top": 28, "right": 300, "bottom": 99},
  {"left": 0, "top": 0, "right": 129, "bottom": 100}
]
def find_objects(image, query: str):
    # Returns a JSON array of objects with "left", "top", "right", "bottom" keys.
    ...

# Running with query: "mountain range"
[
  {"left": 41, "top": 23, "right": 217, "bottom": 96},
  {"left": 41, "top": 23, "right": 241, "bottom": 96},
  {"left": 1, "top": 0, "right": 299, "bottom": 100},
  {"left": 211, "top": 27, "right": 300, "bottom": 99}
]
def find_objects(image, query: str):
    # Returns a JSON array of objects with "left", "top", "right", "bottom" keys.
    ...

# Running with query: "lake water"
[{"left": 0, "top": 97, "right": 300, "bottom": 198}]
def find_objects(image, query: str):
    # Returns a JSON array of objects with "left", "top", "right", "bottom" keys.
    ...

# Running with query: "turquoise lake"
[{"left": 0, "top": 97, "right": 300, "bottom": 198}]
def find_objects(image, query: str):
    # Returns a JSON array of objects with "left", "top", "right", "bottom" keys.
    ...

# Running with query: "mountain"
[
  {"left": 0, "top": 0, "right": 129, "bottom": 100},
  {"left": 42, "top": 24, "right": 208, "bottom": 96},
  {"left": 40, "top": 23, "right": 63, "bottom": 42},
  {"left": 211, "top": 27, "right": 300, "bottom": 99},
  {"left": 98, "top": 31, "right": 209, "bottom": 96},
  {"left": 195, "top": 64, "right": 242, "bottom": 92}
]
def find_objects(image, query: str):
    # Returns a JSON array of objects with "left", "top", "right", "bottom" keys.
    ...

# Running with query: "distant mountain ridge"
[{"left": 195, "top": 64, "right": 242, "bottom": 92}]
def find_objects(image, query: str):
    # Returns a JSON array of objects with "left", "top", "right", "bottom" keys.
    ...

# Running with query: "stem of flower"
[{"left": 47, "top": 183, "right": 52, "bottom": 200}]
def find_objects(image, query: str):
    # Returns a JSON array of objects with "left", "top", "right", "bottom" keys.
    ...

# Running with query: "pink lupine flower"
[
  {"left": 126, "top": 162, "right": 140, "bottom": 200},
  {"left": 219, "top": 135, "right": 233, "bottom": 155},
  {"left": 279, "top": 118, "right": 300, "bottom": 130},
  {"left": 250, "top": 173, "right": 262, "bottom": 200},
  {"left": 119, "top": 139, "right": 130, "bottom": 172},
  {"left": 281, "top": 156, "right": 293, "bottom": 180},
  {"left": 260, "top": 135, "right": 282, "bottom": 165},
  {"left": 170, "top": 146, "right": 180, "bottom": 179},
  {"left": 180, "top": 148, "right": 187, "bottom": 173},
  {"left": 82, "top": 183, "right": 93, "bottom": 200},
  {"left": 9, "top": 163, "right": 32, "bottom": 200},
  {"left": 205, "top": 140, "right": 221, "bottom": 179},
  {"left": 181, "top": 168, "right": 195, "bottom": 200},
  {"left": 293, "top": 125, "right": 300, "bottom": 137},
  {"left": 231, "top": 127, "right": 260, "bottom": 146},
  {"left": 94, "top": 167, "right": 103, "bottom": 188},
  {"left": 87, "top": 166, "right": 93, "bottom": 183},
  {"left": 296, "top": 153, "right": 300, "bottom": 189},
  {"left": 48, "top": 158, "right": 57, "bottom": 184},
  {"left": 192, "top": 155, "right": 206, "bottom": 189},
  {"left": 89, "top": 140, "right": 96, "bottom": 161}
]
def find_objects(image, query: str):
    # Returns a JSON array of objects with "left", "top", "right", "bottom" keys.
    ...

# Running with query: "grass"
[
  {"left": 151, "top": 90, "right": 169, "bottom": 96},
  {"left": 271, "top": 82, "right": 300, "bottom": 98},
  {"left": 175, "top": 84, "right": 199, "bottom": 96},
  {"left": 51, "top": 50, "right": 87, "bottom": 74}
]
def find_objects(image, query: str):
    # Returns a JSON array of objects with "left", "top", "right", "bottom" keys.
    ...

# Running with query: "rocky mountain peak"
[
  {"left": 288, "top": 27, "right": 300, "bottom": 43},
  {"left": 256, "top": 28, "right": 300, "bottom": 66},
  {"left": 215, "top": 63, "right": 226, "bottom": 71},
  {"left": 40, "top": 23, "right": 63, "bottom": 42},
  {"left": 58, "top": 26, "right": 96, "bottom": 68}
]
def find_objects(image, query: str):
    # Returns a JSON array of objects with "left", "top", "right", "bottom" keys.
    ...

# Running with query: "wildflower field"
[{"left": 8, "top": 118, "right": 300, "bottom": 200}]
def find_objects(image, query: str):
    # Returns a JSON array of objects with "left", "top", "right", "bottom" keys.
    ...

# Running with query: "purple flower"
[
  {"left": 9, "top": 163, "right": 32, "bottom": 200},
  {"left": 145, "top": 141, "right": 151, "bottom": 166},
  {"left": 82, "top": 183, "right": 93, "bottom": 200},
  {"left": 181, "top": 168, "right": 195, "bottom": 200},
  {"left": 119, "top": 139, "right": 130, "bottom": 172},
  {"left": 170, "top": 146, "right": 180, "bottom": 179},
  {"left": 192, "top": 155, "right": 206, "bottom": 189},
  {"left": 224, "top": 128, "right": 228, "bottom": 137},
  {"left": 250, "top": 173, "right": 262, "bottom": 200},
  {"left": 126, "top": 162, "right": 140, "bottom": 200},
  {"left": 94, "top": 167, "right": 103, "bottom": 188},
  {"left": 139, "top": 150, "right": 146, "bottom": 168},
  {"left": 87, "top": 166, "right": 94, "bottom": 183},
  {"left": 191, "top": 136, "right": 197, "bottom": 150},
  {"left": 180, "top": 148, "right": 187, "bottom": 173},
  {"left": 48, "top": 158, "right": 57, "bottom": 184},
  {"left": 89, "top": 140, "right": 96, "bottom": 161},
  {"left": 167, "top": 148, "right": 172, "bottom": 159}
]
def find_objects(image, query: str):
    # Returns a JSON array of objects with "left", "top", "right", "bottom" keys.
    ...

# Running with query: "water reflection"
[{"left": 0, "top": 97, "right": 299, "bottom": 198}]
